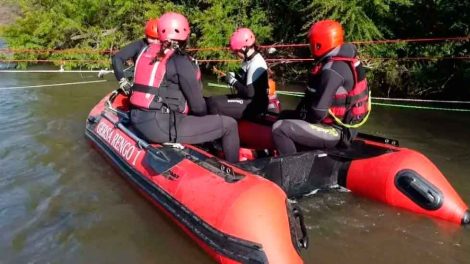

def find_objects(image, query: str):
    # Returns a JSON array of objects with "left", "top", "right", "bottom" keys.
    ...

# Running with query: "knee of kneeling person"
[
  {"left": 272, "top": 120, "right": 289, "bottom": 135},
  {"left": 272, "top": 120, "right": 283, "bottom": 131},
  {"left": 221, "top": 115, "right": 238, "bottom": 130}
]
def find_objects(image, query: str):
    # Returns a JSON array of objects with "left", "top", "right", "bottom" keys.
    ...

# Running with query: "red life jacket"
[
  {"left": 130, "top": 47, "right": 189, "bottom": 113},
  {"left": 320, "top": 56, "right": 370, "bottom": 128},
  {"left": 132, "top": 43, "right": 161, "bottom": 87}
]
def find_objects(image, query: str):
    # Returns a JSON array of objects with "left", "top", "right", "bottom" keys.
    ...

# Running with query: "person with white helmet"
[
  {"left": 129, "top": 12, "right": 240, "bottom": 163},
  {"left": 206, "top": 28, "right": 269, "bottom": 119}
]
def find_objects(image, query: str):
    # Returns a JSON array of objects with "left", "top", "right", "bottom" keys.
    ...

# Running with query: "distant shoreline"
[{"left": 0, "top": 1, "right": 18, "bottom": 69}]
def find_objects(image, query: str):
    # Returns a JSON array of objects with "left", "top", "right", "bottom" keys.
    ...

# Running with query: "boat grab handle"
[{"left": 293, "top": 206, "right": 309, "bottom": 249}]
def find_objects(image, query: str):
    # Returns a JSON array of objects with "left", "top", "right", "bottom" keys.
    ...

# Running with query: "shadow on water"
[
  {"left": 0, "top": 71, "right": 468, "bottom": 263},
  {"left": 0, "top": 72, "right": 212, "bottom": 263}
]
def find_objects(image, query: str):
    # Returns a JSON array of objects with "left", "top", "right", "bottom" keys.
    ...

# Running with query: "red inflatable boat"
[
  {"left": 85, "top": 91, "right": 468, "bottom": 263},
  {"left": 85, "top": 91, "right": 307, "bottom": 264},
  {"left": 236, "top": 116, "right": 469, "bottom": 225}
]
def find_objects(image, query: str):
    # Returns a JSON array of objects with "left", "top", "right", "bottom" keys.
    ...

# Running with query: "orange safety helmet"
[
  {"left": 308, "top": 20, "right": 344, "bottom": 58},
  {"left": 145, "top": 19, "right": 159, "bottom": 39}
]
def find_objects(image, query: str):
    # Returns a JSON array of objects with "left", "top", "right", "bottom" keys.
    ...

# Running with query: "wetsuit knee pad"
[{"left": 308, "top": 124, "right": 340, "bottom": 139}]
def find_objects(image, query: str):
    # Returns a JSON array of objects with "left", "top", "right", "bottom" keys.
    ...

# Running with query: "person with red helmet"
[
  {"left": 129, "top": 12, "right": 240, "bottom": 163},
  {"left": 272, "top": 20, "right": 370, "bottom": 155},
  {"left": 112, "top": 18, "right": 160, "bottom": 93},
  {"left": 206, "top": 28, "right": 270, "bottom": 119}
]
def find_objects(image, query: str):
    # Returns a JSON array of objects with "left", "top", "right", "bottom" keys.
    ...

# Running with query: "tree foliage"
[
  {"left": 194, "top": 0, "right": 271, "bottom": 70},
  {"left": 1, "top": 0, "right": 469, "bottom": 99}
]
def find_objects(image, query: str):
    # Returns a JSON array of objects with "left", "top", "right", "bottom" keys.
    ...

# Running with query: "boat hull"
[
  {"left": 85, "top": 92, "right": 305, "bottom": 264},
  {"left": 237, "top": 117, "right": 469, "bottom": 225}
]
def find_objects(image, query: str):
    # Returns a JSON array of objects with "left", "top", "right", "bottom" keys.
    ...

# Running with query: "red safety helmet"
[
  {"left": 145, "top": 19, "right": 159, "bottom": 39},
  {"left": 157, "top": 12, "right": 190, "bottom": 42},
  {"left": 229, "top": 28, "right": 256, "bottom": 51},
  {"left": 308, "top": 20, "right": 344, "bottom": 58}
]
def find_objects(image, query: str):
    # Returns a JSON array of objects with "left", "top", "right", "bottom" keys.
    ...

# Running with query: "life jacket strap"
[
  {"left": 328, "top": 91, "right": 372, "bottom": 129},
  {"left": 131, "top": 83, "right": 160, "bottom": 95}
]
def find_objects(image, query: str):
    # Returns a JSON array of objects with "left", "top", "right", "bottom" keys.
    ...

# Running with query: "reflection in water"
[{"left": 0, "top": 72, "right": 469, "bottom": 263}]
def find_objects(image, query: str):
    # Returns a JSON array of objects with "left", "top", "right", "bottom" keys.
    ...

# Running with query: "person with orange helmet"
[
  {"left": 272, "top": 20, "right": 370, "bottom": 155},
  {"left": 206, "top": 28, "right": 270, "bottom": 119},
  {"left": 129, "top": 12, "right": 240, "bottom": 163},
  {"left": 112, "top": 18, "right": 160, "bottom": 93}
]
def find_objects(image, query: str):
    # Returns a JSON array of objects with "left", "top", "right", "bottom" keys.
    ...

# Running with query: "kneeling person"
[
  {"left": 273, "top": 20, "right": 370, "bottom": 155},
  {"left": 129, "top": 12, "right": 240, "bottom": 163},
  {"left": 207, "top": 28, "right": 269, "bottom": 120}
]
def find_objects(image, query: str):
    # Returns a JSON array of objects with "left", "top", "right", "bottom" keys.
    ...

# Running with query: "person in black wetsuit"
[
  {"left": 272, "top": 20, "right": 370, "bottom": 155},
  {"left": 112, "top": 18, "right": 160, "bottom": 92},
  {"left": 206, "top": 28, "right": 269, "bottom": 119},
  {"left": 129, "top": 12, "right": 240, "bottom": 163}
]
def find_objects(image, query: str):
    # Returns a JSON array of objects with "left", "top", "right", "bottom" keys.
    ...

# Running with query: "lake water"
[{"left": 0, "top": 70, "right": 469, "bottom": 263}]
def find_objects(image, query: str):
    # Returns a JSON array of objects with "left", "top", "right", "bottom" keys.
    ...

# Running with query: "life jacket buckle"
[
  {"left": 163, "top": 143, "right": 185, "bottom": 149},
  {"left": 161, "top": 106, "right": 170, "bottom": 114}
]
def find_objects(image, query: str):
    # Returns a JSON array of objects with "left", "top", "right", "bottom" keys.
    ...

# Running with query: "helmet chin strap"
[
  {"left": 170, "top": 40, "right": 180, "bottom": 49},
  {"left": 242, "top": 47, "right": 257, "bottom": 61},
  {"left": 240, "top": 47, "right": 248, "bottom": 60},
  {"left": 161, "top": 40, "right": 188, "bottom": 54}
]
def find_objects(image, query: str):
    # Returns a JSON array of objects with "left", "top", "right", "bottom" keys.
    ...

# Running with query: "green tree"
[
  {"left": 303, "top": 0, "right": 411, "bottom": 41},
  {"left": 193, "top": 0, "right": 271, "bottom": 71},
  {"left": 1, "top": 0, "right": 469, "bottom": 99},
  {"left": 1, "top": 0, "right": 187, "bottom": 69},
  {"left": 373, "top": 0, "right": 470, "bottom": 99}
]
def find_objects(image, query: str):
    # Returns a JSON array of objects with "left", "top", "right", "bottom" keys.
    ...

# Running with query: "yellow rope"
[{"left": 328, "top": 91, "right": 372, "bottom": 129}]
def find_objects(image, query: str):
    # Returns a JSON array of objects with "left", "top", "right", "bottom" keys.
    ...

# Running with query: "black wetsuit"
[
  {"left": 130, "top": 50, "right": 240, "bottom": 163},
  {"left": 112, "top": 39, "right": 148, "bottom": 81},
  {"left": 273, "top": 43, "right": 359, "bottom": 155},
  {"left": 206, "top": 52, "right": 269, "bottom": 119}
]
